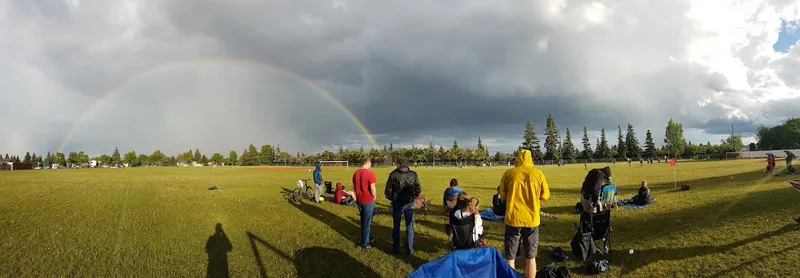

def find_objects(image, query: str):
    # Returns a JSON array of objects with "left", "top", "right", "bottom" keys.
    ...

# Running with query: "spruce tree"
[
  {"left": 644, "top": 130, "right": 656, "bottom": 158},
  {"left": 563, "top": 128, "right": 576, "bottom": 162},
  {"left": 24, "top": 152, "right": 31, "bottom": 164},
  {"left": 616, "top": 125, "right": 627, "bottom": 159},
  {"left": 544, "top": 114, "right": 560, "bottom": 160},
  {"left": 625, "top": 123, "right": 641, "bottom": 159},
  {"left": 522, "top": 120, "right": 543, "bottom": 159},
  {"left": 111, "top": 147, "right": 121, "bottom": 165},
  {"left": 581, "top": 126, "right": 593, "bottom": 159},
  {"left": 598, "top": 129, "right": 611, "bottom": 158}
]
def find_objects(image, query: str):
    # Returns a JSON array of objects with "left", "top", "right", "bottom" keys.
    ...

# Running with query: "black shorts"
[{"left": 503, "top": 225, "right": 539, "bottom": 260}]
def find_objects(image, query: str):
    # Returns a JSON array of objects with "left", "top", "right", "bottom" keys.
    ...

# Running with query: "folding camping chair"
[
  {"left": 599, "top": 184, "right": 617, "bottom": 211},
  {"left": 571, "top": 209, "right": 612, "bottom": 265}
]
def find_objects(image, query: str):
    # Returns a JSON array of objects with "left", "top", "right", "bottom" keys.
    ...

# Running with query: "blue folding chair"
[{"left": 599, "top": 184, "right": 617, "bottom": 211}]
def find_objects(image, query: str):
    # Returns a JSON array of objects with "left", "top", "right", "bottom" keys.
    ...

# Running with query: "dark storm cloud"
[{"left": 3, "top": 0, "right": 800, "bottom": 155}]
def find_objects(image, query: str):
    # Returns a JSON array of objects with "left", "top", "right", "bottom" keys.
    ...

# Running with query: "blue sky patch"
[{"left": 773, "top": 20, "right": 799, "bottom": 53}]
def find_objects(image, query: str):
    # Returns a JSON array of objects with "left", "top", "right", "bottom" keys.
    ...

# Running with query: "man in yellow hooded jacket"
[{"left": 499, "top": 149, "right": 550, "bottom": 277}]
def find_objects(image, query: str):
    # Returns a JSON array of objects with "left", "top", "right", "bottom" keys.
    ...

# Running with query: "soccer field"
[{"left": 1, "top": 160, "right": 798, "bottom": 277}]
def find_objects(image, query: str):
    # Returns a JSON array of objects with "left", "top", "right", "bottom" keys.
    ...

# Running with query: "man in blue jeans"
[
  {"left": 384, "top": 157, "right": 422, "bottom": 254},
  {"left": 353, "top": 157, "right": 377, "bottom": 249}
]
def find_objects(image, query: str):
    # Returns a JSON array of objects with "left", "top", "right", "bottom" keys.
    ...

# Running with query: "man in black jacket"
[{"left": 385, "top": 157, "right": 422, "bottom": 254}]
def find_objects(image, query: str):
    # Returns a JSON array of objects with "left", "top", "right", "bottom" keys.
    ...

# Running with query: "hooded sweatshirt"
[
  {"left": 312, "top": 162, "right": 323, "bottom": 185},
  {"left": 499, "top": 150, "right": 550, "bottom": 228},
  {"left": 581, "top": 166, "right": 612, "bottom": 203}
]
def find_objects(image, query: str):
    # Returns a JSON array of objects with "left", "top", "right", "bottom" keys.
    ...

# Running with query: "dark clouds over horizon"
[{"left": 2, "top": 0, "right": 800, "bottom": 156}]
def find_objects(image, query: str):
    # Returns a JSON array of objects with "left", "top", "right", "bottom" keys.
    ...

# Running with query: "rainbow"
[{"left": 57, "top": 57, "right": 379, "bottom": 153}]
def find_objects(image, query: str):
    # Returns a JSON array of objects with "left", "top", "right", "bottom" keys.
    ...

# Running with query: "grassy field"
[{"left": 1, "top": 160, "right": 799, "bottom": 277}]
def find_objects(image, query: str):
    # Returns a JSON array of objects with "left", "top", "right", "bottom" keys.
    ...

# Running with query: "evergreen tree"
[
  {"left": 597, "top": 129, "right": 611, "bottom": 158},
  {"left": 544, "top": 114, "right": 560, "bottom": 160},
  {"left": 193, "top": 149, "right": 202, "bottom": 162},
  {"left": 644, "top": 130, "right": 656, "bottom": 158},
  {"left": 111, "top": 147, "right": 121, "bottom": 165},
  {"left": 616, "top": 125, "right": 627, "bottom": 159},
  {"left": 23, "top": 152, "right": 31, "bottom": 164},
  {"left": 476, "top": 137, "right": 488, "bottom": 161},
  {"left": 625, "top": 123, "right": 641, "bottom": 158},
  {"left": 581, "top": 127, "right": 593, "bottom": 159},
  {"left": 522, "top": 120, "right": 543, "bottom": 159},
  {"left": 563, "top": 128, "right": 576, "bottom": 162},
  {"left": 43, "top": 152, "right": 52, "bottom": 167},
  {"left": 201, "top": 155, "right": 209, "bottom": 165}
]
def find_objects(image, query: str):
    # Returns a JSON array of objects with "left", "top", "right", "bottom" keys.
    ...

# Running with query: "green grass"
[{"left": 1, "top": 160, "right": 799, "bottom": 277}]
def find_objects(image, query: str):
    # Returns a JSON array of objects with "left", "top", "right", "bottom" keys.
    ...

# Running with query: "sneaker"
[
  {"left": 794, "top": 217, "right": 800, "bottom": 224},
  {"left": 361, "top": 245, "right": 371, "bottom": 249}
]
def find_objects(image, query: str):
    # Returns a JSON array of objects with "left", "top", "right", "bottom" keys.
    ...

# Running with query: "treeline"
[
  {"left": 754, "top": 118, "right": 800, "bottom": 150},
  {"left": 3, "top": 117, "right": 796, "bottom": 168}
]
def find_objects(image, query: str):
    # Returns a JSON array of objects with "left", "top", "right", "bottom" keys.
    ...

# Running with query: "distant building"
[
  {"left": 89, "top": 160, "right": 99, "bottom": 168},
  {"left": 2, "top": 162, "right": 33, "bottom": 171}
]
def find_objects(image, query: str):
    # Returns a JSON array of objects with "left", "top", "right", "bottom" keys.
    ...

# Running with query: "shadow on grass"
[
  {"left": 618, "top": 224, "right": 800, "bottom": 275},
  {"left": 206, "top": 223, "right": 233, "bottom": 278},
  {"left": 711, "top": 243, "right": 800, "bottom": 278},
  {"left": 283, "top": 192, "right": 436, "bottom": 269},
  {"left": 246, "top": 231, "right": 380, "bottom": 278},
  {"left": 606, "top": 184, "right": 800, "bottom": 275}
]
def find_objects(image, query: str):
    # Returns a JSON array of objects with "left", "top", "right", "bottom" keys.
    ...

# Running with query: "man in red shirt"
[{"left": 353, "top": 156, "right": 377, "bottom": 249}]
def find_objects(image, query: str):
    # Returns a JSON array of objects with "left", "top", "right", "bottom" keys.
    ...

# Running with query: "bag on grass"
[
  {"left": 536, "top": 262, "right": 571, "bottom": 278},
  {"left": 586, "top": 260, "right": 609, "bottom": 274},
  {"left": 550, "top": 247, "right": 568, "bottom": 262}
]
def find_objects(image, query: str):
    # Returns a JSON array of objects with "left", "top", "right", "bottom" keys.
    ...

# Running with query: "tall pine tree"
[
  {"left": 616, "top": 125, "right": 627, "bottom": 159},
  {"left": 625, "top": 123, "right": 641, "bottom": 159},
  {"left": 544, "top": 114, "right": 560, "bottom": 160},
  {"left": 563, "top": 128, "right": 576, "bottom": 162},
  {"left": 644, "top": 130, "right": 656, "bottom": 158},
  {"left": 522, "top": 120, "right": 543, "bottom": 159},
  {"left": 23, "top": 152, "right": 31, "bottom": 164},
  {"left": 581, "top": 127, "right": 593, "bottom": 159},
  {"left": 111, "top": 147, "right": 121, "bottom": 165},
  {"left": 597, "top": 129, "right": 611, "bottom": 158}
]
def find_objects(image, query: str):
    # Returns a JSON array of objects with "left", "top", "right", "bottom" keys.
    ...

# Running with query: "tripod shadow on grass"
[
  {"left": 285, "top": 194, "right": 434, "bottom": 269},
  {"left": 206, "top": 223, "right": 233, "bottom": 278},
  {"left": 246, "top": 231, "right": 380, "bottom": 278}
]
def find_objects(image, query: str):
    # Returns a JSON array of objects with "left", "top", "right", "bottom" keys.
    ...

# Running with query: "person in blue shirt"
[{"left": 312, "top": 162, "right": 323, "bottom": 203}]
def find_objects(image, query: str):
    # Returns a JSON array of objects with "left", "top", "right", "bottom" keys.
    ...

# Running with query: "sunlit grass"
[{"left": 1, "top": 160, "right": 798, "bottom": 277}]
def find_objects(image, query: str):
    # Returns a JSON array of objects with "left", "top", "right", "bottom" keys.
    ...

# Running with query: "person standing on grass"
[
  {"left": 499, "top": 149, "right": 550, "bottom": 278},
  {"left": 385, "top": 157, "right": 422, "bottom": 254},
  {"left": 353, "top": 157, "right": 377, "bottom": 249},
  {"left": 312, "top": 162, "right": 323, "bottom": 203}
]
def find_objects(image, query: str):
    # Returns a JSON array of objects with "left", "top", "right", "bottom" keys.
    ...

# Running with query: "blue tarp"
[
  {"left": 407, "top": 247, "right": 523, "bottom": 278},
  {"left": 480, "top": 208, "right": 504, "bottom": 222}
]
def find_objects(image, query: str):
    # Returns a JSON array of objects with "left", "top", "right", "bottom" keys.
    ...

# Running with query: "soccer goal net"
[{"left": 320, "top": 161, "right": 349, "bottom": 170}]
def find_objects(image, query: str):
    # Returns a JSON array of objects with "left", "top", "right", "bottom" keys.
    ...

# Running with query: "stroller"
[
  {"left": 448, "top": 210, "right": 487, "bottom": 250},
  {"left": 571, "top": 209, "right": 612, "bottom": 274}
]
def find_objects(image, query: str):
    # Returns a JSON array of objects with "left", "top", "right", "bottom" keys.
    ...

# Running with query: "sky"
[{"left": 2, "top": 0, "right": 800, "bottom": 157}]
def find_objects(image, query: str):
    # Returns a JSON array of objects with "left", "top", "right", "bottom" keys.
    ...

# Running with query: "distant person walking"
[
  {"left": 313, "top": 162, "right": 323, "bottom": 203},
  {"left": 385, "top": 157, "right": 422, "bottom": 254},
  {"left": 499, "top": 149, "right": 550, "bottom": 278},
  {"left": 353, "top": 157, "right": 377, "bottom": 249}
]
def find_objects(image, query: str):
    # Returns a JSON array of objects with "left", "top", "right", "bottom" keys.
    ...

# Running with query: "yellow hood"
[{"left": 515, "top": 149, "right": 534, "bottom": 167}]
